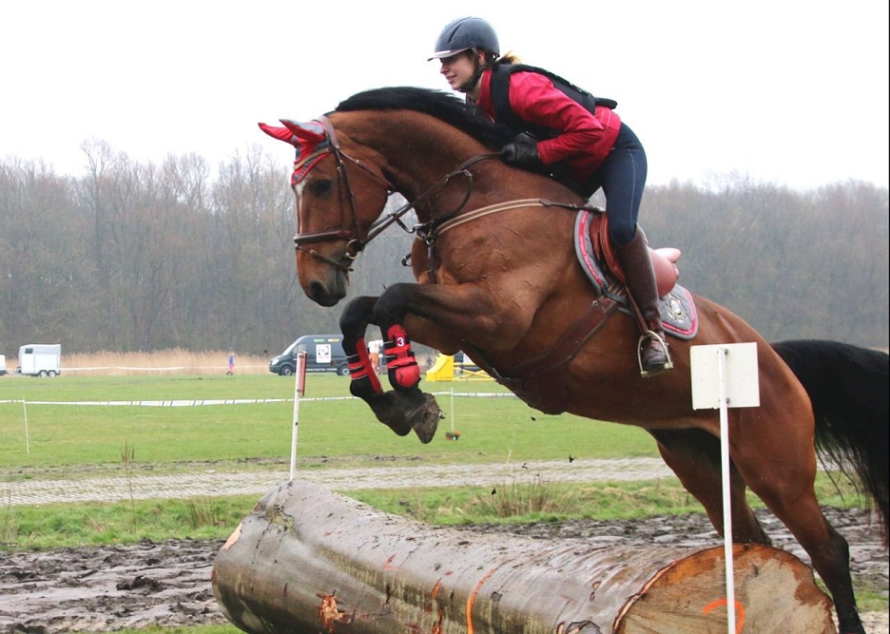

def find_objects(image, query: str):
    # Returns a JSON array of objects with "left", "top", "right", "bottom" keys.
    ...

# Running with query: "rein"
[{"left": 365, "top": 152, "right": 500, "bottom": 246}]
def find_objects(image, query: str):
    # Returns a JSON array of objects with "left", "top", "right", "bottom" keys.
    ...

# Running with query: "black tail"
[{"left": 772, "top": 340, "right": 889, "bottom": 541}]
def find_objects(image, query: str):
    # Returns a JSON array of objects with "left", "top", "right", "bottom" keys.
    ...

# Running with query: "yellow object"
[{"left": 425, "top": 354, "right": 454, "bottom": 382}]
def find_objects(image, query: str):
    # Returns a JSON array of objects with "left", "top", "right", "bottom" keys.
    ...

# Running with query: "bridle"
[
  {"left": 292, "top": 115, "right": 500, "bottom": 273},
  {"left": 290, "top": 116, "right": 391, "bottom": 272}
]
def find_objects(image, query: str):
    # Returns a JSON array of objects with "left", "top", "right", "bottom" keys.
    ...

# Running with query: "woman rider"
[{"left": 430, "top": 16, "right": 672, "bottom": 378}]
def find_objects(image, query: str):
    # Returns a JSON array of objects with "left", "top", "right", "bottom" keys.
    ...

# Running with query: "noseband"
[{"left": 292, "top": 115, "right": 498, "bottom": 272}]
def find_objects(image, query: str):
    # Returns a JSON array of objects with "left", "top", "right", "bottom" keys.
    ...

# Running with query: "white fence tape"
[
  {"left": 62, "top": 365, "right": 268, "bottom": 372},
  {"left": 0, "top": 392, "right": 517, "bottom": 407},
  {"left": 0, "top": 399, "right": 291, "bottom": 406}
]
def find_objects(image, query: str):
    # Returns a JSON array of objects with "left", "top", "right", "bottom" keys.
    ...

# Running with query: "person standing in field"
[{"left": 227, "top": 351, "right": 235, "bottom": 376}]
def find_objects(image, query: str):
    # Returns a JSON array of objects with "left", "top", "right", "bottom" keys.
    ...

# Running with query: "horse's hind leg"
[
  {"left": 730, "top": 408, "right": 864, "bottom": 634},
  {"left": 649, "top": 428, "right": 771, "bottom": 545},
  {"left": 743, "top": 466, "right": 862, "bottom": 633}
]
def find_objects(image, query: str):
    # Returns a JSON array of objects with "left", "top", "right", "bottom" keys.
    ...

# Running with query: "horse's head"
[{"left": 259, "top": 117, "right": 390, "bottom": 307}]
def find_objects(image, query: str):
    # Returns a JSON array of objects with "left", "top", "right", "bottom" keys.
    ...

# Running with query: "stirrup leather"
[{"left": 637, "top": 330, "right": 674, "bottom": 378}]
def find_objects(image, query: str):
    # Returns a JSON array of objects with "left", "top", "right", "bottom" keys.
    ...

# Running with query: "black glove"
[{"left": 501, "top": 135, "right": 542, "bottom": 169}]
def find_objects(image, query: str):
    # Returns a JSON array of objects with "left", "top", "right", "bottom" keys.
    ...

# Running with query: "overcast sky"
[{"left": 2, "top": 0, "right": 887, "bottom": 191}]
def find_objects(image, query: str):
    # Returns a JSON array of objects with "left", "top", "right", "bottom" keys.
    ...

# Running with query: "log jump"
[{"left": 212, "top": 481, "right": 836, "bottom": 633}]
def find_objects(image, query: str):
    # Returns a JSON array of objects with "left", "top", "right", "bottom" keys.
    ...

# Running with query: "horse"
[{"left": 260, "top": 87, "right": 888, "bottom": 634}]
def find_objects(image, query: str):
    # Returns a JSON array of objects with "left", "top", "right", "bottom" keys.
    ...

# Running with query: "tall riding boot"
[{"left": 615, "top": 229, "right": 673, "bottom": 378}]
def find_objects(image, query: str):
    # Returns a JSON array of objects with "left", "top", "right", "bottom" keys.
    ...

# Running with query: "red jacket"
[{"left": 475, "top": 69, "right": 621, "bottom": 185}]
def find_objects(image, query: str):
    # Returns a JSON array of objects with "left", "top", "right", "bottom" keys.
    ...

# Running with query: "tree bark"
[{"left": 212, "top": 480, "right": 835, "bottom": 634}]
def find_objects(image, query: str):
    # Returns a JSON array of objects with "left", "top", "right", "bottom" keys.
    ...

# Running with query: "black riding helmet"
[{"left": 429, "top": 17, "right": 499, "bottom": 60}]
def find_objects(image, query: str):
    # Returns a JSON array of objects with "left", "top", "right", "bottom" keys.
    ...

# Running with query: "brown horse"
[{"left": 260, "top": 87, "right": 888, "bottom": 634}]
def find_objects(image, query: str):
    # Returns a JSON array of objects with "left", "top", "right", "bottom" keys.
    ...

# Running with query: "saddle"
[{"left": 574, "top": 209, "right": 698, "bottom": 340}]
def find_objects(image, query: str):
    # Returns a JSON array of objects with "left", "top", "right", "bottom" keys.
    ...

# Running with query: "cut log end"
[{"left": 616, "top": 543, "right": 835, "bottom": 633}]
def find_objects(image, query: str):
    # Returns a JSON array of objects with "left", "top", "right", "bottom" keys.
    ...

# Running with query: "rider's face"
[{"left": 439, "top": 51, "right": 479, "bottom": 92}]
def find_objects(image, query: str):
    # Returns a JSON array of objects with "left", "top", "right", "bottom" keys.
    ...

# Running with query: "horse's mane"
[{"left": 335, "top": 87, "right": 513, "bottom": 150}]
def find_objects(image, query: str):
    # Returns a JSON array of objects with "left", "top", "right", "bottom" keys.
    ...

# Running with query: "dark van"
[{"left": 269, "top": 335, "right": 349, "bottom": 376}]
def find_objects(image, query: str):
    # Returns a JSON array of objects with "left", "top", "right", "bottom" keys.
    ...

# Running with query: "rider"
[{"left": 430, "top": 16, "right": 672, "bottom": 378}]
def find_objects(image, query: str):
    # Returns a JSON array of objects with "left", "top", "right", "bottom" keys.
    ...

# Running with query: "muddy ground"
[{"left": 1, "top": 507, "right": 886, "bottom": 633}]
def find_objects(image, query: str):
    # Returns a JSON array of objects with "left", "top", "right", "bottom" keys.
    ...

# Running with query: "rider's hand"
[{"left": 501, "top": 136, "right": 542, "bottom": 169}]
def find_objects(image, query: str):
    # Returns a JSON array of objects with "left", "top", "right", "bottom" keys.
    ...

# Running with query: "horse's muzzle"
[{"left": 307, "top": 275, "right": 347, "bottom": 307}]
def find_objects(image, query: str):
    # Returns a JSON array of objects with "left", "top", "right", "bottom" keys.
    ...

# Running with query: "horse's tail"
[{"left": 772, "top": 339, "right": 889, "bottom": 542}]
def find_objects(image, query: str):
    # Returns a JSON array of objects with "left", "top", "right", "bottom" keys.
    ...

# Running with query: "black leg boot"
[{"left": 615, "top": 229, "right": 673, "bottom": 377}]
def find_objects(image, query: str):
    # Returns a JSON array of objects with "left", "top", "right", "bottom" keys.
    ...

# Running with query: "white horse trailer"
[{"left": 18, "top": 344, "right": 62, "bottom": 377}]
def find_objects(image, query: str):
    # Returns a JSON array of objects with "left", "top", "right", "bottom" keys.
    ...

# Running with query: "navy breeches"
[{"left": 580, "top": 122, "right": 648, "bottom": 247}]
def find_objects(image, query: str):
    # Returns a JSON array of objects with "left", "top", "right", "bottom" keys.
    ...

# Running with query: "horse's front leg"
[
  {"left": 370, "top": 281, "right": 531, "bottom": 443},
  {"left": 339, "top": 296, "right": 425, "bottom": 440}
]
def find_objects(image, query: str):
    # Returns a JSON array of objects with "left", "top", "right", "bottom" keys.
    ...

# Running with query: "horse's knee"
[
  {"left": 372, "top": 283, "right": 414, "bottom": 325},
  {"left": 340, "top": 296, "right": 378, "bottom": 341}
]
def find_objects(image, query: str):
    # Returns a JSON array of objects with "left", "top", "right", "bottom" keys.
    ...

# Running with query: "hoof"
[
  {"left": 368, "top": 392, "right": 412, "bottom": 437},
  {"left": 407, "top": 393, "right": 442, "bottom": 444}
]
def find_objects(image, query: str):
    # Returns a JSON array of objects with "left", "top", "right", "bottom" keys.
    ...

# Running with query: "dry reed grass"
[{"left": 63, "top": 349, "right": 271, "bottom": 376}]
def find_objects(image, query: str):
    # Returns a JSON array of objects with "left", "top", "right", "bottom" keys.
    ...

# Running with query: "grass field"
[
  {"left": 2, "top": 370, "right": 883, "bottom": 617},
  {"left": 1, "top": 473, "right": 862, "bottom": 550},
  {"left": 0, "top": 373, "right": 659, "bottom": 475}
]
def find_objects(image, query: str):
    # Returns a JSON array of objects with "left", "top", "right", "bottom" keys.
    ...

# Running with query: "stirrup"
[{"left": 637, "top": 330, "right": 673, "bottom": 378}]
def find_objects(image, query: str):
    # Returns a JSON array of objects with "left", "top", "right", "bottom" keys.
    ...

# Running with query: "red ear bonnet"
[{"left": 258, "top": 119, "right": 332, "bottom": 184}]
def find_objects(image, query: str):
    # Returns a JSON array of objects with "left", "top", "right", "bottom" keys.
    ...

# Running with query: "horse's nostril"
[
  {"left": 309, "top": 281, "right": 329, "bottom": 304},
  {"left": 308, "top": 280, "right": 341, "bottom": 307}
]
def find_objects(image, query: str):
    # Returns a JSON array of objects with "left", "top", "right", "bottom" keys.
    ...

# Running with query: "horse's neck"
[{"left": 341, "top": 113, "right": 486, "bottom": 216}]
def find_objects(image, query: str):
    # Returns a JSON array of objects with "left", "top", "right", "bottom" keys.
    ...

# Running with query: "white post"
[
  {"left": 22, "top": 398, "right": 31, "bottom": 454},
  {"left": 691, "top": 342, "right": 760, "bottom": 634},
  {"left": 717, "top": 347, "right": 736, "bottom": 634},
  {"left": 450, "top": 388, "right": 455, "bottom": 434},
  {"left": 289, "top": 352, "right": 307, "bottom": 481}
]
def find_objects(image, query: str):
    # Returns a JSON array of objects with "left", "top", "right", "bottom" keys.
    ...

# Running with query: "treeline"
[{"left": 0, "top": 146, "right": 887, "bottom": 357}]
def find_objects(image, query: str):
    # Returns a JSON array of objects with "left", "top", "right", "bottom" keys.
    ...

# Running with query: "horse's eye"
[{"left": 310, "top": 179, "right": 333, "bottom": 196}]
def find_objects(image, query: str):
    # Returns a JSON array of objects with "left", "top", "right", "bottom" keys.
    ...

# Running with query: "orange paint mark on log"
[
  {"left": 424, "top": 580, "right": 445, "bottom": 617},
  {"left": 222, "top": 523, "right": 242, "bottom": 550},
  {"left": 383, "top": 554, "right": 400, "bottom": 570},
  {"left": 317, "top": 592, "right": 353, "bottom": 632},
  {"left": 703, "top": 598, "right": 746, "bottom": 634},
  {"left": 466, "top": 568, "right": 498, "bottom": 634},
  {"left": 431, "top": 607, "right": 445, "bottom": 634}
]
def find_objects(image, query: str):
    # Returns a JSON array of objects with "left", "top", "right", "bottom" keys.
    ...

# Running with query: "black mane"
[{"left": 335, "top": 87, "right": 513, "bottom": 150}]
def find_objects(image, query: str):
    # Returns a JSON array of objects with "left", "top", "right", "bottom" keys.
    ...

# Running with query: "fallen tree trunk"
[{"left": 212, "top": 480, "right": 835, "bottom": 634}]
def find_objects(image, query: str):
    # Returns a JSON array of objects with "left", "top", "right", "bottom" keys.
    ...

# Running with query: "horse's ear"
[
  {"left": 280, "top": 119, "right": 328, "bottom": 144},
  {"left": 258, "top": 123, "right": 297, "bottom": 145}
]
